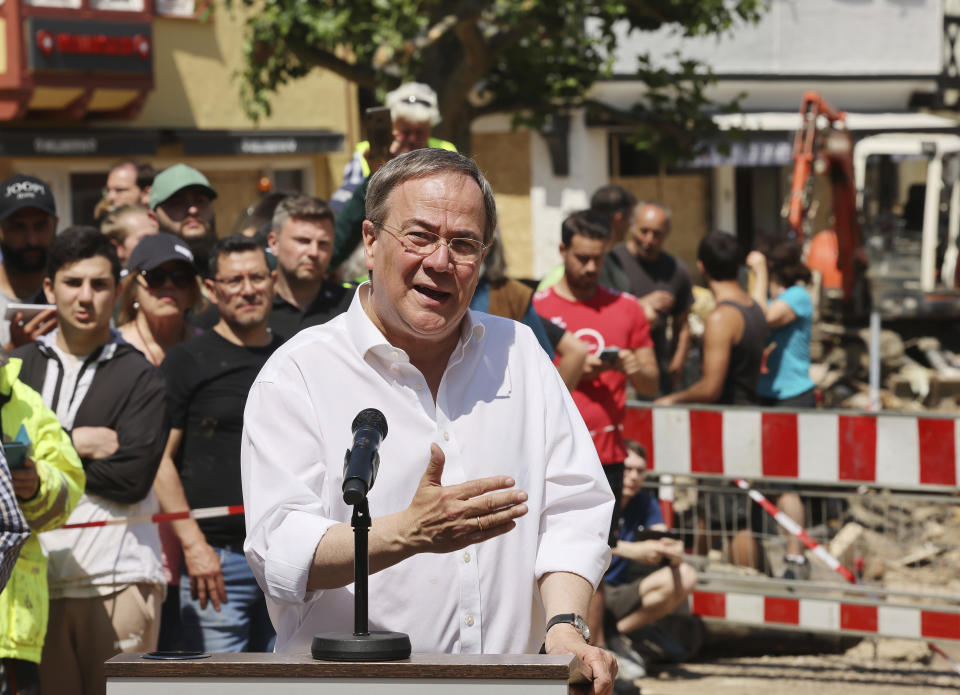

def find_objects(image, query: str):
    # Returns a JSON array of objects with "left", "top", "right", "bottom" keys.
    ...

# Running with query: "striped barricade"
[
  {"left": 692, "top": 590, "right": 960, "bottom": 643},
  {"left": 624, "top": 403, "right": 960, "bottom": 489}
]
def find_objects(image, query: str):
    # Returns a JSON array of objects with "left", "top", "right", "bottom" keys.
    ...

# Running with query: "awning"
[
  {"left": 0, "top": 128, "right": 345, "bottom": 158},
  {"left": 0, "top": 129, "right": 158, "bottom": 156},
  {"left": 178, "top": 130, "right": 344, "bottom": 156},
  {"left": 688, "top": 139, "right": 794, "bottom": 168}
]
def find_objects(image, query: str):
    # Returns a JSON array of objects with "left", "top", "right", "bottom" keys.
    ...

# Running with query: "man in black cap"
[{"left": 0, "top": 174, "right": 58, "bottom": 350}]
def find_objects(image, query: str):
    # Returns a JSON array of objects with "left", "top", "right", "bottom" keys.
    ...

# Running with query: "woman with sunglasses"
[
  {"left": 118, "top": 233, "right": 204, "bottom": 366},
  {"left": 117, "top": 232, "right": 205, "bottom": 652}
]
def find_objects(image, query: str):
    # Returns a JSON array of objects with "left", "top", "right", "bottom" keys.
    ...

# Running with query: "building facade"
[{"left": 0, "top": 0, "right": 356, "bottom": 232}]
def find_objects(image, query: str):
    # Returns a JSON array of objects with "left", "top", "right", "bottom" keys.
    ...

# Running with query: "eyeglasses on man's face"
[
  {"left": 213, "top": 272, "right": 271, "bottom": 293},
  {"left": 378, "top": 223, "right": 486, "bottom": 265}
]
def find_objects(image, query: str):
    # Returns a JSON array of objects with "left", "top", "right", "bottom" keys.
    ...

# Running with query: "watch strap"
[{"left": 545, "top": 613, "right": 589, "bottom": 641}]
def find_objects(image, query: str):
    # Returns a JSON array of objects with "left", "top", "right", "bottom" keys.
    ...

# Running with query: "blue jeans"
[{"left": 179, "top": 545, "right": 276, "bottom": 653}]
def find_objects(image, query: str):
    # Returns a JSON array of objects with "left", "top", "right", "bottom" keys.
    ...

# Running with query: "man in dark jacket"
[{"left": 14, "top": 227, "right": 167, "bottom": 695}]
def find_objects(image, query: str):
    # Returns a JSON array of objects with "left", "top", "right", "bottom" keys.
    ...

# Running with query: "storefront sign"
[
  {"left": 0, "top": 131, "right": 157, "bottom": 156},
  {"left": 180, "top": 130, "right": 344, "bottom": 156},
  {"left": 27, "top": 18, "right": 152, "bottom": 73}
]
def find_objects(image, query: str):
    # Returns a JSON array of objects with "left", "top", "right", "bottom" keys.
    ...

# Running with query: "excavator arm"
[{"left": 787, "top": 91, "right": 863, "bottom": 301}]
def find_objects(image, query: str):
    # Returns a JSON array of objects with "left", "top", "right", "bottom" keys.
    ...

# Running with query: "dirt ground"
[
  {"left": 637, "top": 653, "right": 959, "bottom": 694},
  {"left": 622, "top": 624, "right": 960, "bottom": 694}
]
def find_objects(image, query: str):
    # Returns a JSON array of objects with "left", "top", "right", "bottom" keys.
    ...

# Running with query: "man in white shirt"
[{"left": 241, "top": 149, "right": 616, "bottom": 694}]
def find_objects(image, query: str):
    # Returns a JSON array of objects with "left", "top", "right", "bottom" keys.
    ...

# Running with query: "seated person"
[{"left": 588, "top": 440, "right": 697, "bottom": 680}]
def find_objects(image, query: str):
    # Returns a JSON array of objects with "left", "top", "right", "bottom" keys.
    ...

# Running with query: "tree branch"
[{"left": 293, "top": 42, "right": 398, "bottom": 91}]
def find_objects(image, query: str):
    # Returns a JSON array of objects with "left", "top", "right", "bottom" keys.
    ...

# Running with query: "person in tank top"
[{"left": 655, "top": 232, "right": 768, "bottom": 406}]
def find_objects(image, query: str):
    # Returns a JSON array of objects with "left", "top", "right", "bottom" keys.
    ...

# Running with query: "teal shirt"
[{"left": 758, "top": 285, "right": 815, "bottom": 400}]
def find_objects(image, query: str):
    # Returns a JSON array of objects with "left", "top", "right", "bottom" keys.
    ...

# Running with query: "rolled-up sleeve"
[
  {"left": 241, "top": 356, "right": 340, "bottom": 605},
  {"left": 533, "top": 350, "right": 613, "bottom": 589}
]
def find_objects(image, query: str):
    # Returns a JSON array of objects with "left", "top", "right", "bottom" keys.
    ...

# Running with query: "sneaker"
[
  {"left": 781, "top": 555, "right": 811, "bottom": 580},
  {"left": 606, "top": 634, "right": 647, "bottom": 681}
]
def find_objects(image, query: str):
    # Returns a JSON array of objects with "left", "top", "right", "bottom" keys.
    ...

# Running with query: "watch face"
[{"left": 574, "top": 615, "right": 590, "bottom": 641}]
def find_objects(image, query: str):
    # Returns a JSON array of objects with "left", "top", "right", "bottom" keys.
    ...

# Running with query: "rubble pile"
[{"left": 810, "top": 324, "right": 960, "bottom": 411}]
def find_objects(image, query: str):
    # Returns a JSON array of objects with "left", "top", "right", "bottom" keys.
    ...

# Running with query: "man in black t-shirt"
[
  {"left": 267, "top": 194, "right": 355, "bottom": 339},
  {"left": 599, "top": 202, "right": 694, "bottom": 395},
  {"left": 155, "top": 235, "right": 283, "bottom": 652}
]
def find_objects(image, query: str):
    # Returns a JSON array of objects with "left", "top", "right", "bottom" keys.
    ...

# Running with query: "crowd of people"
[{"left": 0, "top": 81, "right": 820, "bottom": 695}]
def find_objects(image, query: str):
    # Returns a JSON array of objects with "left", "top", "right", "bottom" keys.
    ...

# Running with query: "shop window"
[
  {"left": 608, "top": 133, "right": 698, "bottom": 177},
  {"left": 156, "top": 0, "right": 206, "bottom": 18},
  {"left": 89, "top": 0, "right": 146, "bottom": 9},
  {"left": 273, "top": 169, "right": 304, "bottom": 194},
  {"left": 25, "top": 0, "right": 82, "bottom": 7},
  {"left": 70, "top": 172, "right": 107, "bottom": 228}
]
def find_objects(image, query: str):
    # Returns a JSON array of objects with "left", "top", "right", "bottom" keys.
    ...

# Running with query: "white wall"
[
  {"left": 609, "top": 0, "right": 941, "bottom": 77},
  {"left": 528, "top": 109, "right": 608, "bottom": 279}
]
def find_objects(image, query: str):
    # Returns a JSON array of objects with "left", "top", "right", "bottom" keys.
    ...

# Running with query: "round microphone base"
[{"left": 311, "top": 631, "right": 411, "bottom": 662}]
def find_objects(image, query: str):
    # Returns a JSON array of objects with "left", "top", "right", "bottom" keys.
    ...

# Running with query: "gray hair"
[
  {"left": 634, "top": 201, "right": 673, "bottom": 235},
  {"left": 365, "top": 149, "right": 498, "bottom": 244},
  {"left": 386, "top": 82, "right": 441, "bottom": 126}
]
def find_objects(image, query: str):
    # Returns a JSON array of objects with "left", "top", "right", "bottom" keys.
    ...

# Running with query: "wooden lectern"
[{"left": 105, "top": 652, "right": 581, "bottom": 694}]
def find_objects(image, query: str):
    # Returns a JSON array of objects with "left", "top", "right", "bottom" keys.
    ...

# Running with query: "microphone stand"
[{"left": 311, "top": 498, "right": 411, "bottom": 661}]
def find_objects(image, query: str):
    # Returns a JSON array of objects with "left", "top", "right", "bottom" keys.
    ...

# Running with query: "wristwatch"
[{"left": 545, "top": 613, "right": 590, "bottom": 642}]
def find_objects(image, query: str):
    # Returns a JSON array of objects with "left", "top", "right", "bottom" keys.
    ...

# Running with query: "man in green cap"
[{"left": 150, "top": 164, "right": 218, "bottom": 273}]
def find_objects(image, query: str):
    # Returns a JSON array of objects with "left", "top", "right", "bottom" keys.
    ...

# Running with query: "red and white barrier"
[
  {"left": 624, "top": 404, "right": 960, "bottom": 489},
  {"left": 692, "top": 591, "right": 960, "bottom": 643},
  {"left": 56, "top": 505, "right": 244, "bottom": 530}
]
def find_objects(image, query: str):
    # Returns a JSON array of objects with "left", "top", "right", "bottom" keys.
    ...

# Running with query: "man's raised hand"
[{"left": 403, "top": 443, "right": 528, "bottom": 552}]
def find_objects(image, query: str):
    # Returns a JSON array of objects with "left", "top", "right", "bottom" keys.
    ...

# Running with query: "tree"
[{"left": 235, "top": 0, "right": 766, "bottom": 161}]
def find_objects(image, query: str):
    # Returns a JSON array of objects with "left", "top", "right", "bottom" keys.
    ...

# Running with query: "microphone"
[{"left": 342, "top": 408, "right": 389, "bottom": 505}]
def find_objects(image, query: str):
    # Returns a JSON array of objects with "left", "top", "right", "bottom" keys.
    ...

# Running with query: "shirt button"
[
  {"left": 465, "top": 615, "right": 475, "bottom": 627},
  {"left": 443, "top": 431, "right": 450, "bottom": 441},
  {"left": 463, "top": 551, "right": 471, "bottom": 563},
  {"left": 415, "top": 383, "right": 423, "bottom": 391},
  {"left": 391, "top": 351, "right": 400, "bottom": 360}
]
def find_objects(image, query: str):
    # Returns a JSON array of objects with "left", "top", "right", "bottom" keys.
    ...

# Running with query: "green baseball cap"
[{"left": 149, "top": 163, "right": 218, "bottom": 209}]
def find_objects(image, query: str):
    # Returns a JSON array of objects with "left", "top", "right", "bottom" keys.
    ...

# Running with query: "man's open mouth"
[{"left": 415, "top": 285, "right": 450, "bottom": 302}]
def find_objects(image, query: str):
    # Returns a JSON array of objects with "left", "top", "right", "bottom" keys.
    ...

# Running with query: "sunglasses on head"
[{"left": 140, "top": 267, "right": 196, "bottom": 289}]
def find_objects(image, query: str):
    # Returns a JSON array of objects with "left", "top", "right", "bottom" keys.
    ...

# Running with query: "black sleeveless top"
[{"left": 717, "top": 300, "right": 768, "bottom": 405}]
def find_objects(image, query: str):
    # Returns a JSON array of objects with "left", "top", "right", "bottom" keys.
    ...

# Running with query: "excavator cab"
[{"left": 854, "top": 134, "right": 960, "bottom": 320}]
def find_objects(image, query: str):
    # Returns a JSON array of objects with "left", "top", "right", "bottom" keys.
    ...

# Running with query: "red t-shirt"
[{"left": 533, "top": 285, "right": 652, "bottom": 464}]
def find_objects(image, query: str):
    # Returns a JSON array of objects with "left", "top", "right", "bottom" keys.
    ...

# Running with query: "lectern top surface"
[{"left": 105, "top": 652, "right": 576, "bottom": 680}]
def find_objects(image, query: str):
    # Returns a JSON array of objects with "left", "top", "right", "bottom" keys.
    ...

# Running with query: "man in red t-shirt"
[{"left": 534, "top": 210, "right": 658, "bottom": 542}]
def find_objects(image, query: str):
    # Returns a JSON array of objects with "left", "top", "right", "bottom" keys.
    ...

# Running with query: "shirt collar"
[{"left": 345, "top": 282, "right": 485, "bottom": 363}]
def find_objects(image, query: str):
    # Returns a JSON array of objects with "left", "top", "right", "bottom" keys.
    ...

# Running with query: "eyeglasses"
[
  {"left": 140, "top": 267, "right": 196, "bottom": 290},
  {"left": 213, "top": 273, "right": 271, "bottom": 293},
  {"left": 379, "top": 223, "right": 487, "bottom": 265}
]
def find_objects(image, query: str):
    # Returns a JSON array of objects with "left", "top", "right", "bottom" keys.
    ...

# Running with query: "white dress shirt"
[{"left": 241, "top": 286, "right": 613, "bottom": 654}]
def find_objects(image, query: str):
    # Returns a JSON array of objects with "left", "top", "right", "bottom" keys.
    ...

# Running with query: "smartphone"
[
  {"left": 4, "top": 303, "right": 50, "bottom": 322},
  {"left": 364, "top": 106, "right": 394, "bottom": 162},
  {"left": 3, "top": 441, "right": 28, "bottom": 470},
  {"left": 599, "top": 347, "right": 620, "bottom": 363}
]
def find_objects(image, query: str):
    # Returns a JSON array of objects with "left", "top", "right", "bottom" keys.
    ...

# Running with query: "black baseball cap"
[
  {"left": 128, "top": 232, "right": 197, "bottom": 273},
  {"left": 0, "top": 174, "right": 56, "bottom": 221}
]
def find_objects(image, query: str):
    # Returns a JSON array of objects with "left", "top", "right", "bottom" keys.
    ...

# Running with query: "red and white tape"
[
  {"left": 733, "top": 478, "right": 856, "bottom": 583},
  {"left": 57, "top": 505, "right": 244, "bottom": 530}
]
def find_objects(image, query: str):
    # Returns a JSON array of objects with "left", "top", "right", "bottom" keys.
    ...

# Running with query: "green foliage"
[{"left": 230, "top": 0, "right": 766, "bottom": 163}]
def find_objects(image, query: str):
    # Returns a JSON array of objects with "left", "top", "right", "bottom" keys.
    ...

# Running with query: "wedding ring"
[{"left": 476, "top": 516, "right": 484, "bottom": 532}]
